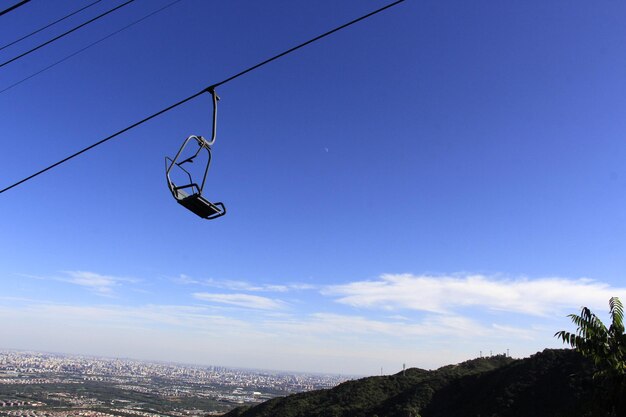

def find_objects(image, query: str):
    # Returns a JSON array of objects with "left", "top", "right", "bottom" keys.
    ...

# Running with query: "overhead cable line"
[
  {"left": 207, "top": 0, "right": 404, "bottom": 91},
  {"left": 0, "top": 0, "right": 185, "bottom": 95},
  {"left": 0, "top": 0, "right": 31, "bottom": 17},
  {"left": 0, "top": 0, "right": 135, "bottom": 69},
  {"left": 0, "top": 0, "right": 405, "bottom": 195},
  {"left": 0, "top": 0, "right": 104, "bottom": 52}
]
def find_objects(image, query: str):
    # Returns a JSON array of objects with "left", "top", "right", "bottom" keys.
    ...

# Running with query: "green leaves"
[
  {"left": 555, "top": 299, "right": 625, "bottom": 371},
  {"left": 555, "top": 297, "right": 626, "bottom": 415}
]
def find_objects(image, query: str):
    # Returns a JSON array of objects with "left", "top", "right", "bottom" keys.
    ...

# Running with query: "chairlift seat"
[
  {"left": 174, "top": 188, "right": 225, "bottom": 220},
  {"left": 165, "top": 89, "right": 225, "bottom": 220}
]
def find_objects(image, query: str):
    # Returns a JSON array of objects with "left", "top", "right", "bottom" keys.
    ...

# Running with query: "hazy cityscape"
[{"left": 0, "top": 350, "right": 350, "bottom": 417}]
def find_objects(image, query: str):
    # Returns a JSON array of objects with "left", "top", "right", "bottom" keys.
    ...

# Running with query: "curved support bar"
[{"left": 205, "top": 88, "right": 219, "bottom": 147}]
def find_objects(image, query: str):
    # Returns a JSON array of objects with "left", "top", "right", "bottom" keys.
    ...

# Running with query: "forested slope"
[{"left": 225, "top": 350, "right": 599, "bottom": 417}]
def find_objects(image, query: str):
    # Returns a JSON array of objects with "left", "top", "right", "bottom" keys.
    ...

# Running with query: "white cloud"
[
  {"left": 491, "top": 324, "right": 536, "bottom": 340},
  {"left": 218, "top": 281, "right": 289, "bottom": 293},
  {"left": 6, "top": 271, "right": 622, "bottom": 374},
  {"left": 174, "top": 275, "right": 316, "bottom": 293},
  {"left": 324, "top": 274, "right": 626, "bottom": 316},
  {"left": 0, "top": 297, "right": 549, "bottom": 375},
  {"left": 173, "top": 274, "right": 200, "bottom": 285},
  {"left": 1, "top": 302, "right": 250, "bottom": 334},
  {"left": 265, "top": 312, "right": 499, "bottom": 339},
  {"left": 59, "top": 271, "right": 137, "bottom": 296},
  {"left": 288, "top": 283, "right": 318, "bottom": 291},
  {"left": 0, "top": 296, "right": 40, "bottom": 303},
  {"left": 386, "top": 315, "right": 410, "bottom": 321},
  {"left": 193, "top": 292, "right": 286, "bottom": 310}
]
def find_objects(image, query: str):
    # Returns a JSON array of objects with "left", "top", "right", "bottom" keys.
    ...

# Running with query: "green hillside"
[{"left": 224, "top": 349, "right": 601, "bottom": 417}]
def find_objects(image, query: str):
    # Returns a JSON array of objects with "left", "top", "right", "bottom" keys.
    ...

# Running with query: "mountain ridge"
[{"left": 224, "top": 349, "right": 599, "bottom": 417}]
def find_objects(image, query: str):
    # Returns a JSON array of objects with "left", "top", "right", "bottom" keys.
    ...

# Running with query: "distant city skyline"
[
  {"left": 0, "top": 349, "right": 346, "bottom": 415},
  {"left": 0, "top": 348, "right": 347, "bottom": 382},
  {"left": 0, "top": 347, "right": 354, "bottom": 377}
]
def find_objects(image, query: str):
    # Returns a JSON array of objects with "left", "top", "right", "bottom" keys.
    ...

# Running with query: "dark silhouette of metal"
[
  {"left": 0, "top": 0, "right": 31, "bottom": 17},
  {"left": 0, "top": 0, "right": 104, "bottom": 52},
  {"left": 0, "top": 0, "right": 136, "bottom": 69},
  {"left": 165, "top": 89, "right": 226, "bottom": 219},
  {"left": 0, "top": 88, "right": 207, "bottom": 195},
  {"left": 0, "top": 0, "right": 184, "bottom": 95},
  {"left": 0, "top": 0, "right": 405, "bottom": 196},
  {"left": 207, "top": 0, "right": 405, "bottom": 91}
]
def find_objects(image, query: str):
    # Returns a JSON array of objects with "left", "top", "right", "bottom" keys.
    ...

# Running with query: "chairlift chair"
[{"left": 165, "top": 89, "right": 226, "bottom": 219}]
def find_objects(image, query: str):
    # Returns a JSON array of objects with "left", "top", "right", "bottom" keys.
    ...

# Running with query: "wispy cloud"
[
  {"left": 1, "top": 302, "right": 250, "bottom": 333},
  {"left": 173, "top": 274, "right": 200, "bottom": 285},
  {"left": 215, "top": 281, "right": 290, "bottom": 293},
  {"left": 60, "top": 271, "right": 136, "bottom": 296},
  {"left": 264, "top": 312, "right": 534, "bottom": 341},
  {"left": 174, "top": 275, "right": 316, "bottom": 293},
  {"left": 324, "top": 274, "right": 626, "bottom": 316},
  {"left": 193, "top": 292, "right": 286, "bottom": 310},
  {"left": 7, "top": 270, "right": 622, "bottom": 374},
  {"left": 0, "top": 295, "right": 549, "bottom": 374},
  {"left": 0, "top": 296, "right": 42, "bottom": 303}
]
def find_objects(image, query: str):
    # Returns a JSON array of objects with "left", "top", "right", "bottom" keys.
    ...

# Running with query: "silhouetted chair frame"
[{"left": 165, "top": 89, "right": 226, "bottom": 219}]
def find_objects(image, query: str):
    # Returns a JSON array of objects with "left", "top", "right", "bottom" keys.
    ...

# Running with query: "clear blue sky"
[{"left": 1, "top": 0, "right": 625, "bottom": 375}]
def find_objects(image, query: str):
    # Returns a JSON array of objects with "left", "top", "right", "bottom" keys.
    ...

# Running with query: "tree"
[
  {"left": 555, "top": 297, "right": 625, "bottom": 416},
  {"left": 555, "top": 297, "right": 625, "bottom": 377}
]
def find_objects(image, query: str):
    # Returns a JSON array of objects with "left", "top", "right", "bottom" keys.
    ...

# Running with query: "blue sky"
[{"left": 1, "top": 0, "right": 625, "bottom": 375}]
